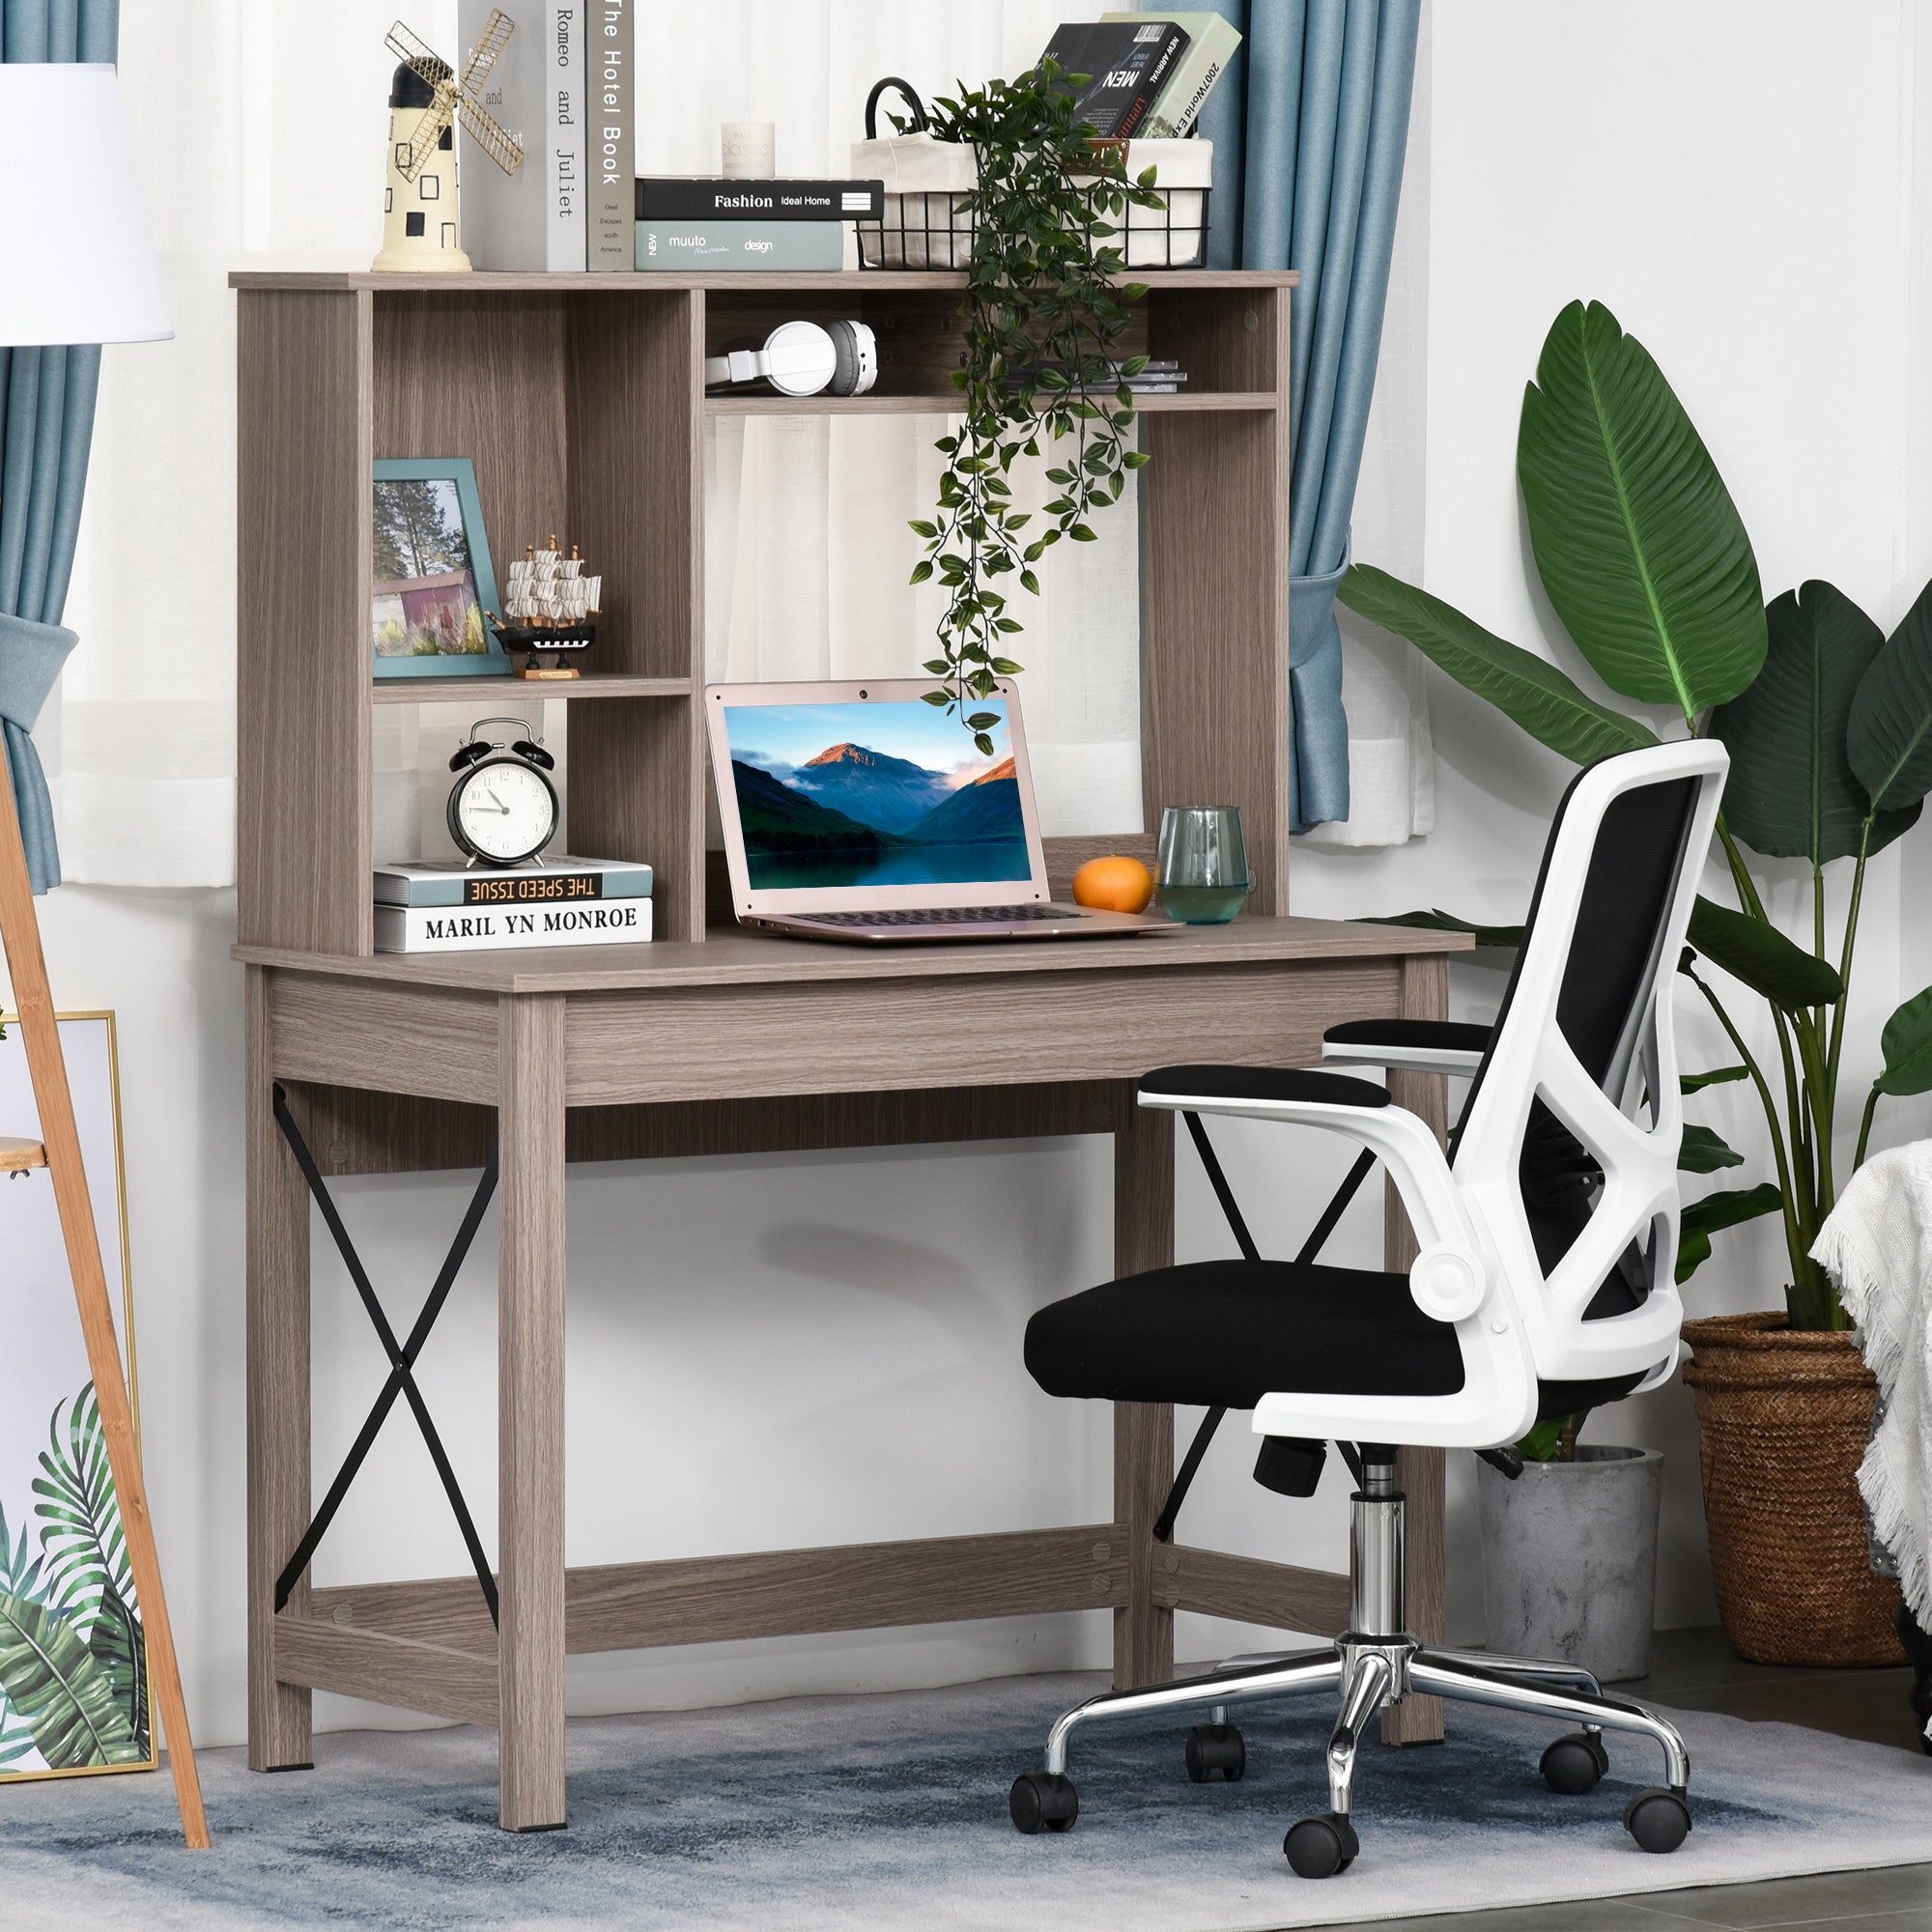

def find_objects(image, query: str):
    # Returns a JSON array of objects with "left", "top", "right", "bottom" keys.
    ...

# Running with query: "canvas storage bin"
[{"left": 852, "top": 78, "right": 1211, "bottom": 271}]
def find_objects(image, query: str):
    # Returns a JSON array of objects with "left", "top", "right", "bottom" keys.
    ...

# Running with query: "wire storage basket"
[{"left": 852, "top": 77, "right": 1212, "bottom": 271}]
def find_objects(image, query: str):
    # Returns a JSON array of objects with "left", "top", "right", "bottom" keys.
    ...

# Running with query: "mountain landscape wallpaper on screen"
[{"left": 724, "top": 702, "right": 1031, "bottom": 892}]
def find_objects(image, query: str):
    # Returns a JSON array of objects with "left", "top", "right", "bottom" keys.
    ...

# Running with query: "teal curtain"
[
  {"left": 1196, "top": 0, "right": 1420, "bottom": 831},
  {"left": 0, "top": 0, "right": 120, "bottom": 892}
]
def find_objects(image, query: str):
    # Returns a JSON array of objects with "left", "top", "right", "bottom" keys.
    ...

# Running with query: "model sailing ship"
[{"left": 489, "top": 536, "right": 602, "bottom": 678}]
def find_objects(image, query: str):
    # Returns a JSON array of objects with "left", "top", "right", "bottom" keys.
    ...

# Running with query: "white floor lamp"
[{"left": 0, "top": 61, "right": 209, "bottom": 1849}]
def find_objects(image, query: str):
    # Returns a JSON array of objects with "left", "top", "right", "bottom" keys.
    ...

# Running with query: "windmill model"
[{"left": 372, "top": 12, "right": 523, "bottom": 273}]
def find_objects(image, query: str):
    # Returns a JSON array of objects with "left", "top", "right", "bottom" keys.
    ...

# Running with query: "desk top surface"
[{"left": 234, "top": 914, "right": 1471, "bottom": 997}]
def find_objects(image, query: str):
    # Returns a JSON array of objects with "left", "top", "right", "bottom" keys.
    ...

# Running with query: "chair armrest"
[
  {"left": 1139, "top": 1064, "right": 1390, "bottom": 1109},
  {"left": 1136, "top": 1064, "right": 1484, "bottom": 1310},
  {"left": 1322, "top": 1018, "right": 1492, "bottom": 1079}
]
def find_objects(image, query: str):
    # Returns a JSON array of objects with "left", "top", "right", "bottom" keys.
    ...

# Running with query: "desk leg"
[
  {"left": 1383, "top": 954, "right": 1450, "bottom": 1746},
  {"left": 246, "top": 968, "right": 313, "bottom": 1771},
  {"left": 497, "top": 994, "right": 568, "bottom": 1831},
  {"left": 1113, "top": 1094, "right": 1175, "bottom": 1689}
]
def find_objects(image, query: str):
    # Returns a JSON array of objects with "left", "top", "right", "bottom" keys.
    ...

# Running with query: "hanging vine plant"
[{"left": 901, "top": 62, "right": 1166, "bottom": 753}]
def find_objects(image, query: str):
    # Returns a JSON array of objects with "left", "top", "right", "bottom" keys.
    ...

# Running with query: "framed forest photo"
[
  {"left": 371, "top": 457, "right": 510, "bottom": 679},
  {"left": 0, "top": 1012, "right": 156, "bottom": 1783}
]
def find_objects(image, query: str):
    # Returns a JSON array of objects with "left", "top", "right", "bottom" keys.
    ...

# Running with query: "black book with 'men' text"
[{"left": 1037, "top": 19, "right": 1190, "bottom": 139}]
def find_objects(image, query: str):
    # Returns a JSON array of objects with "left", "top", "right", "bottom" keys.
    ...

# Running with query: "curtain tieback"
[
  {"left": 0, "top": 612, "right": 77, "bottom": 734},
  {"left": 0, "top": 613, "right": 78, "bottom": 895},
  {"left": 1287, "top": 550, "right": 1352, "bottom": 831}
]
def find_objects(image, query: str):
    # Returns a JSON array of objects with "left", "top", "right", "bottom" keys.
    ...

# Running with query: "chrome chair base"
[{"left": 1009, "top": 1479, "right": 1693, "bottom": 1874}]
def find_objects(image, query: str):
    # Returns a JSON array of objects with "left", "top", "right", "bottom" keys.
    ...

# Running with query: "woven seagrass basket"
[{"left": 1681, "top": 1311, "right": 1903, "bottom": 1665}]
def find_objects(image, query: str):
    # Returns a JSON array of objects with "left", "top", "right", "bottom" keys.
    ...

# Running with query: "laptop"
[{"left": 704, "top": 679, "right": 1178, "bottom": 943}]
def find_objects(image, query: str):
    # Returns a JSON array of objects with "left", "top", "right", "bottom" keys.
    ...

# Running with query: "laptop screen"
[{"left": 719, "top": 696, "right": 1031, "bottom": 893}]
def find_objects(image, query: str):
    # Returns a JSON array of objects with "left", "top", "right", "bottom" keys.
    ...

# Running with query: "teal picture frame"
[{"left": 370, "top": 457, "right": 512, "bottom": 680}]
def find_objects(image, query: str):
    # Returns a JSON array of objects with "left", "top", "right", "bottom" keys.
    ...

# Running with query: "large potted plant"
[{"left": 1343, "top": 299, "right": 1932, "bottom": 1664}]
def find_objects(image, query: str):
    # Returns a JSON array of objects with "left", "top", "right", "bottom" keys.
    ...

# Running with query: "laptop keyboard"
[{"left": 800, "top": 904, "right": 1086, "bottom": 927}]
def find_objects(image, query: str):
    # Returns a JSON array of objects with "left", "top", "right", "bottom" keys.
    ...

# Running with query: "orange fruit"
[{"left": 1072, "top": 853, "right": 1155, "bottom": 914}]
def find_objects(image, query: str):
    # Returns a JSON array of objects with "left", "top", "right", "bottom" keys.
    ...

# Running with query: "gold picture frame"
[{"left": 0, "top": 1010, "right": 155, "bottom": 1783}]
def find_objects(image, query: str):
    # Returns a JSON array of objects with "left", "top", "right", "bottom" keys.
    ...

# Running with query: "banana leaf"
[
  {"left": 1679, "top": 1124, "right": 1745, "bottom": 1173},
  {"left": 1339, "top": 564, "right": 1659, "bottom": 766},
  {"left": 0, "top": 1591, "right": 142, "bottom": 1768},
  {"left": 1686, "top": 896, "right": 1843, "bottom": 1009},
  {"left": 1878, "top": 985, "right": 1932, "bottom": 1096},
  {"left": 1518, "top": 301, "right": 1766, "bottom": 722},
  {"left": 87, "top": 1585, "right": 147, "bottom": 1758},
  {"left": 1682, "top": 1065, "right": 1748, "bottom": 1094},
  {"left": 1675, "top": 1182, "right": 1784, "bottom": 1282},
  {"left": 1712, "top": 582, "right": 1917, "bottom": 861},
  {"left": 1849, "top": 575, "right": 1932, "bottom": 815}
]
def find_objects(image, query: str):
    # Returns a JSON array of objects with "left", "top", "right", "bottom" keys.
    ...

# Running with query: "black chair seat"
[{"left": 1024, "top": 1259, "right": 1466, "bottom": 1410}]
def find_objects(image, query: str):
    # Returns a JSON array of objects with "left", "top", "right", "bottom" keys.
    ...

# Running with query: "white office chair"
[{"left": 1012, "top": 741, "right": 1728, "bottom": 1876}]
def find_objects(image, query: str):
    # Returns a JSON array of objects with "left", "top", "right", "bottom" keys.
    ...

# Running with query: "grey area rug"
[{"left": 2, "top": 1670, "right": 1929, "bottom": 1931}]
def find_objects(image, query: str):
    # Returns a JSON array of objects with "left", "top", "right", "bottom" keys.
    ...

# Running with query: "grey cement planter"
[{"left": 1478, "top": 1445, "right": 1662, "bottom": 1684}]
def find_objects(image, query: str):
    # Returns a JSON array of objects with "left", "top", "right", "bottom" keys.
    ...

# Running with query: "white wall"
[
  {"left": 13, "top": 0, "right": 1932, "bottom": 1755},
  {"left": 1297, "top": 0, "right": 1932, "bottom": 1636}
]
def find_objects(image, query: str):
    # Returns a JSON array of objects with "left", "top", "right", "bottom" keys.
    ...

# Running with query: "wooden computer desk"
[{"left": 238, "top": 916, "right": 1466, "bottom": 1830}]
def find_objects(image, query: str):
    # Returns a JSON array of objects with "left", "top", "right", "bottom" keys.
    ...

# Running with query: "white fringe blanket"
[{"left": 1812, "top": 1142, "right": 1932, "bottom": 1626}]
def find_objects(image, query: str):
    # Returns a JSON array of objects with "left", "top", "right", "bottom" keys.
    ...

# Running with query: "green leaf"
[
  {"left": 1849, "top": 574, "right": 1932, "bottom": 814},
  {"left": 907, "top": 519, "right": 939, "bottom": 540},
  {"left": 1518, "top": 300, "right": 1766, "bottom": 721},
  {"left": 1372, "top": 909, "right": 1525, "bottom": 950},
  {"left": 1711, "top": 582, "right": 1902, "bottom": 862},
  {"left": 1878, "top": 985, "right": 1932, "bottom": 1095},
  {"left": 1517, "top": 1418, "right": 1569, "bottom": 1463},
  {"left": 965, "top": 712, "right": 1002, "bottom": 729},
  {"left": 1679, "top": 1124, "right": 1745, "bottom": 1173},
  {"left": 1339, "top": 565, "right": 1660, "bottom": 766},
  {"left": 1682, "top": 1065, "right": 1749, "bottom": 1093},
  {"left": 1686, "top": 895, "right": 1844, "bottom": 1009},
  {"left": 909, "top": 561, "right": 934, "bottom": 585},
  {"left": 1675, "top": 1182, "right": 1783, "bottom": 1281},
  {"left": 0, "top": 1591, "right": 143, "bottom": 1768}
]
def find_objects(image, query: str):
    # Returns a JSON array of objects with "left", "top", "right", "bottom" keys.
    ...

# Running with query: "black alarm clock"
[{"left": 446, "top": 717, "right": 559, "bottom": 866}]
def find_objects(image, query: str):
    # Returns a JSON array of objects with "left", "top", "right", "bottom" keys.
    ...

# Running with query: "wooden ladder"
[{"left": 0, "top": 764, "right": 209, "bottom": 1847}]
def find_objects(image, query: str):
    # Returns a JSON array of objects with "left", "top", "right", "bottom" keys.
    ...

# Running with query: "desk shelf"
[
  {"left": 702, "top": 389, "right": 1280, "bottom": 416},
  {"left": 370, "top": 673, "right": 693, "bottom": 705},
  {"left": 234, "top": 268, "right": 1295, "bottom": 958}
]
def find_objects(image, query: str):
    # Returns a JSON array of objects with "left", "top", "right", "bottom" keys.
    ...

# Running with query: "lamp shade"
[{"left": 0, "top": 64, "right": 171, "bottom": 347}]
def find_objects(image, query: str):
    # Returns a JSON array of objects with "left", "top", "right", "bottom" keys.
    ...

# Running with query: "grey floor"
[{"left": 1338, "top": 1627, "right": 1928, "bottom": 1932}]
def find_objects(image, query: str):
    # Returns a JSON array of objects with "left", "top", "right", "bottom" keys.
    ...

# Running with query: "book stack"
[
  {"left": 1045, "top": 12, "right": 1244, "bottom": 141},
  {"left": 374, "top": 856, "right": 654, "bottom": 953},
  {"left": 633, "top": 177, "right": 885, "bottom": 272},
  {"left": 1011, "top": 357, "right": 1189, "bottom": 397},
  {"left": 457, "top": 0, "right": 882, "bottom": 275},
  {"left": 458, "top": 0, "right": 639, "bottom": 270}
]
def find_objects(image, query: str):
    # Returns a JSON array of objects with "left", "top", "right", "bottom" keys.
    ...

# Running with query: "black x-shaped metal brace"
[
  {"left": 271, "top": 1084, "right": 501, "bottom": 1625},
  {"left": 1150, "top": 1114, "right": 1378, "bottom": 1543}
]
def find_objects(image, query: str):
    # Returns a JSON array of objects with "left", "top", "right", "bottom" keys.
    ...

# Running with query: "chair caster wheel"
[
  {"left": 1009, "top": 1771, "right": 1079, "bottom": 1834},
  {"left": 1284, "top": 1811, "right": 1359, "bottom": 1878},
  {"left": 1184, "top": 1722, "right": 1246, "bottom": 1783},
  {"left": 1541, "top": 1729, "right": 1609, "bottom": 1794},
  {"left": 1624, "top": 1786, "right": 1691, "bottom": 1853}
]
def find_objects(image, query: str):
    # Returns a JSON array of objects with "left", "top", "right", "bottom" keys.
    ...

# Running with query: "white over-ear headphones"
[{"left": 703, "top": 319, "right": 878, "bottom": 398}]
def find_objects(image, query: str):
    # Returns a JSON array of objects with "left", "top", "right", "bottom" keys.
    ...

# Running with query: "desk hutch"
[{"left": 231, "top": 266, "right": 1466, "bottom": 1830}]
